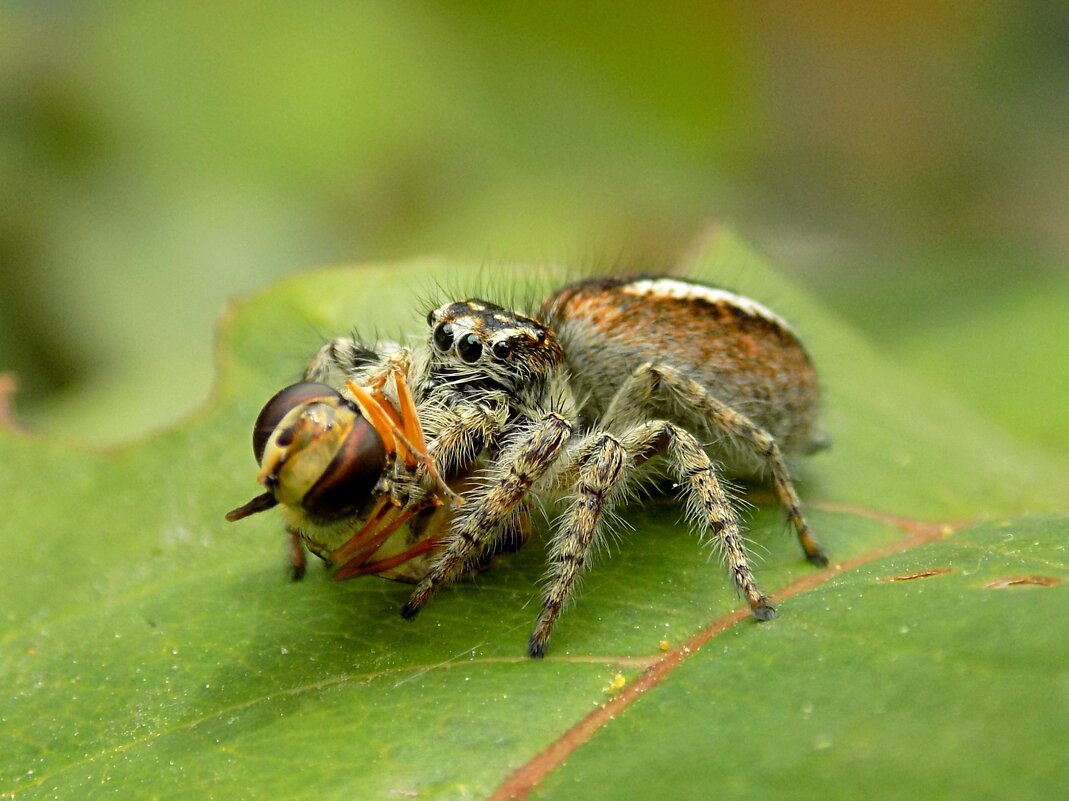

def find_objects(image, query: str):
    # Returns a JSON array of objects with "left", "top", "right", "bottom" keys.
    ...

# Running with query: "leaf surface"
[{"left": 2, "top": 234, "right": 1065, "bottom": 800}]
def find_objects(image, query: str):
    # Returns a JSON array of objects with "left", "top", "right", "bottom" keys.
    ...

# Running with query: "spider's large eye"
[
  {"left": 492, "top": 340, "right": 512, "bottom": 360},
  {"left": 433, "top": 322, "right": 454, "bottom": 351},
  {"left": 457, "top": 333, "right": 483, "bottom": 363}
]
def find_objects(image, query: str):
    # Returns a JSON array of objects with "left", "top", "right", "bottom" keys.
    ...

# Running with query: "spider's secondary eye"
[
  {"left": 426, "top": 309, "right": 436, "bottom": 326},
  {"left": 457, "top": 333, "right": 483, "bottom": 363},
  {"left": 433, "top": 322, "right": 454, "bottom": 351},
  {"left": 492, "top": 340, "right": 512, "bottom": 360}
]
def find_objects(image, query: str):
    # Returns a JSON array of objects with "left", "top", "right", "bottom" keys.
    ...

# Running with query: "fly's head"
[
  {"left": 425, "top": 299, "right": 564, "bottom": 405},
  {"left": 226, "top": 382, "right": 388, "bottom": 526}
]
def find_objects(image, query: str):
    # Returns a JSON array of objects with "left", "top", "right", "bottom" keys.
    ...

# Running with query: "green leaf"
[
  {"left": 2, "top": 233, "right": 1066, "bottom": 800},
  {"left": 531, "top": 515, "right": 1069, "bottom": 801}
]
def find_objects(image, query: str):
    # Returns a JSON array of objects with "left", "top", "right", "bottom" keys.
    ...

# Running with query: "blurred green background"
[{"left": 2, "top": 1, "right": 1067, "bottom": 462}]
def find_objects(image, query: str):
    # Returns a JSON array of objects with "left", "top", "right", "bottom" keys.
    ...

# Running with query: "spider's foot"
[
  {"left": 527, "top": 636, "right": 548, "bottom": 659},
  {"left": 527, "top": 620, "right": 553, "bottom": 659},
  {"left": 527, "top": 600, "right": 562, "bottom": 658},
  {"left": 401, "top": 583, "right": 433, "bottom": 620},
  {"left": 752, "top": 598, "right": 777, "bottom": 622},
  {"left": 806, "top": 549, "right": 830, "bottom": 568},
  {"left": 799, "top": 530, "right": 829, "bottom": 567}
]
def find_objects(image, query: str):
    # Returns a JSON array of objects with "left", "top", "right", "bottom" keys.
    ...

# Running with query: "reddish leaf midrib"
[{"left": 489, "top": 512, "right": 960, "bottom": 801}]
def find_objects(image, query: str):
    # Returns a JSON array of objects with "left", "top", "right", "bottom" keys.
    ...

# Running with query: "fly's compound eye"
[
  {"left": 433, "top": 322, "right": 454, "bottom": 352},
  {"left": 491, "top": 340, "right": 512, "bottom": 360},
  {"left": 253, "top": 382, "right": 340, "bottom": 464},
  {"left": 457, "top": 332, "right": 483, "bottom": 363},
  {"left": 296, "top": 403, "right": 387, "bottom": 521}
]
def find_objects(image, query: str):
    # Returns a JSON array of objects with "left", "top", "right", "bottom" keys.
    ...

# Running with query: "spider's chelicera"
[{"left": 228, "top": 274, "right": 830, "bottom": 657}]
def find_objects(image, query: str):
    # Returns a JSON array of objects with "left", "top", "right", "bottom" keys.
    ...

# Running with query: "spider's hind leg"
[
  {"left": 618, "top": 420, "right": 776, "bottom": 622},
  {"left": 606, "top": 362, "right": 827, "bottom": 566}
]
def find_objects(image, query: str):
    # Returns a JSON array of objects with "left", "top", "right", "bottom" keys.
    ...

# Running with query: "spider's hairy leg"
[
  {"left": 304, "top": 337, "right": 379, "bottom": 383},
  {"left": 401, "top": 413, "right": 573, "bottom": 619},
  {"left": 465, "top": 497, "right": 535, "bottom": 575},
  {"left": 620, "top": 420, "right": 776, "bottom": 621},
  {"left": 528, "top": 433, "right": 627, "bottom": 658},
  {"left": 606, "top": 363, "right": 828, "bottom": 567}
]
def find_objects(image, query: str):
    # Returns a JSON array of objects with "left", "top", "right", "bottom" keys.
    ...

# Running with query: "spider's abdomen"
[{"left": 538, "top": 275, "right": 826, "bottom": 459}]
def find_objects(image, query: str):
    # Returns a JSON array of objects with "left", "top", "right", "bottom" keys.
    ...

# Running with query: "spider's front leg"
[
  {"left": 401, "top": 412, "right": 573, "bottom": 619},
  {"left": 528, "top": 432, "right": 629, "bottom": 657},
  {"left": 304, "top": 336, "right": 385, "bottom": 384}
]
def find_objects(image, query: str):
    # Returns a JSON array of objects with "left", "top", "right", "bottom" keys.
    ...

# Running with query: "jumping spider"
[{"left": 229, "top": 274, "right": 829, "bottom": 657}]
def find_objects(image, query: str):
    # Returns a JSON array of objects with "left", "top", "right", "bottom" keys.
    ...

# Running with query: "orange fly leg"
[
  {"left": 328, "top": 493, "right": 394, "bottom": 567},
  {"left": 331, "top": 499, "right": 436, "bottom": 580},
  {"left": 344, "top": 380, "right": 399, "bottom": 456},
  {"left": 372, "top": 389, "right": 403, "bottom": 429},
  {"left": 349, "top": 370, "right": 423, "bottom": 471},
  {"left": 392, "top": 367, "right": 428, "bottom": 452},
  {"left": 368, "top": 375, "right": 404, "bottom": 429},
  {"left": 390, "top": 368, "right": 463, "bottom": 505},
  {"left": 353, "top": 375, "right": 418, "bottom": 471},
  {"left": 362, "top": 368, "right": 406, "bottom": 430},
  {"left": 345, "top": 378, "right": 453, "bottom": 499},
  {"left": 339, "top": 534, "right": 448, "bottom": 579}
]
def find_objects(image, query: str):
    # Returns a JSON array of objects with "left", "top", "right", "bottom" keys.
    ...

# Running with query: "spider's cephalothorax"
[
  {"left": 424, "top": 298, "right": 566, "bottom": 410},
  {"left": 230, "top": 274, "right": 829, "bottom": 657}
]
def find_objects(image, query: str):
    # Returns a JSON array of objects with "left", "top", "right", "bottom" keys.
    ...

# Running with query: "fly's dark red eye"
[
  {"left": 253, "top": 382, "right": 341, "bottom": 464},
  {"left": 300, "top": 414, "right": 387, "bottom": 521},
  {"left": 433, "top": 322, "right": 454, "bottom": 352},
  {"left": 457, "top": 333, "right": 483, "bottom": 363},
  {"left": 492, "top": 340, "right": 512, "bottom": 359}
]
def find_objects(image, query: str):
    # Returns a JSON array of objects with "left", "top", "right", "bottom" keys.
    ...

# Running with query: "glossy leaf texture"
[{"left": 1, "top": 232, "right": 1065, "bottom": 800}]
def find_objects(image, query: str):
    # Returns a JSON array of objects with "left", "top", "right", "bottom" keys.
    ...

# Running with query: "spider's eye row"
[
  {"left": 433, "top": 322, "right": 454, "bottom": 352},
  {"left": 457, "top": 333, "right": 483, "bottom": 363},
  {"left": 492, "top": 340, "right": 512, "bottom": 360}
]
